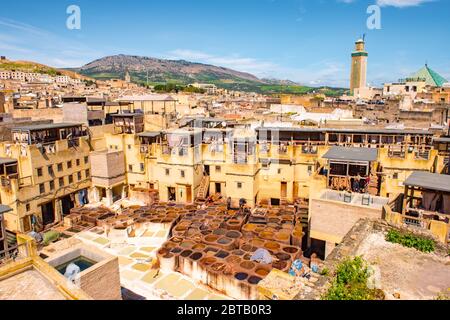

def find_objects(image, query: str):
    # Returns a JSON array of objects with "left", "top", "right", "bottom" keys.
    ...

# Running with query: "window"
[
  {"left": 49, "top": 180, "right": 55, "bottom": 190},
  {"left": 181, "top": 170, "right": 185, "bottom": 178},
  {"left": 26, "top": 204, "right": 30, "bottom": 212},
  {"left": 237, "top": 182, "right": 243, "bottom": 189},
  {"left": 37, "top": 168, "right": 43, "bottom": 177},
  {"left": 67, "top": 161, "right": 72, "bottom": 169},
  {"left": 85, "top": 169, "right": 90, "bottom": 178},
  {"left": 57, "top": 163, "right": 63, "bottom": 172},
  {"left": 278, "top": 168, "right": 282, "bottom": 174},
  {"left": 165, "top": 169, "right": 170, "bottom": 176},
  {"left": 76, "top": 159, "right": 80, "bottom": 166},
  {"left": 39, "top": 183, "right": 45, "bottom": 194},
  {"left": 140, "top": 163, "right": 145, "bottom": 172},
  {"left": 215, "top": 166, "right": 221, "bottom": 173},
  {"left": 48, "top": 165, "right": 54, "bottom": 176},
  {"left": 84, "top": 156, "right": 89, "bottom": 164},
  {"left": 128, "top": 145, "right": 131, "bottom": 150},
  {"left": 128, "top": 165, "right": 133, "bottom": 172},
  {"left": 393, "top": 173, "right": 399, "bottom": 179},
  {"left": 68, "top": 175, "right": 74, "bottom": 184},
  {"left": 77, "top": 172, "right": 82, "bottom": 181}
]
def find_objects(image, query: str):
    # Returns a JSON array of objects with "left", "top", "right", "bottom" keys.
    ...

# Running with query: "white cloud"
[
  {"left": 376, "top": 0, "right": 434, "bottom": 7},
  {"left": 338, "top": 0, "right": 435, "bottom": 7},
  {"left": 168, "top": 49, "right": 350, "bottom": 87},
  {"left": 167, "top": 49, "right": 278, "bottom": 77},
  {"left": 0, "top": 17, "right": 103, "bottom": 67}
]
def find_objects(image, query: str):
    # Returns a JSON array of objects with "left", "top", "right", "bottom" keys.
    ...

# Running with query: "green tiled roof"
[{"left": 409, "top": 65, "right": 448, "bottom": 87}]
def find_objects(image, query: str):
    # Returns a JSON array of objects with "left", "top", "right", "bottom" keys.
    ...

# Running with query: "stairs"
[{"left": 196, "top": 175, "right": 210, "bottom": 201}]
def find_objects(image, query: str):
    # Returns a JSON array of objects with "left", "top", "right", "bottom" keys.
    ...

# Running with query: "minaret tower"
[
  {"left": 350, "top": 36, "right": 368, "bottom": 95},
  {"left": 125, "top": 69, "right": 131, "bottom": 83}
]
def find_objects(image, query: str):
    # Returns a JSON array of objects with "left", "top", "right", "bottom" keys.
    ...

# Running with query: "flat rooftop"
[
  {"left": 138, "top": 131, "right": 162, "bottom": 138},
  {"left": 116, "top": 94, "right": 177, "bottom": 102},
  {"left": 12, "top": 122, "right": 83, "bottom": 132},
  {"left": 0, "top": 269, "right": 66, "bottom": 300},
  {"left": 256, "top": 127, "right": 433, "bottom": 135},
  {"left": 323, "top": 146, "right": 378, "bottom": 162},
  {"left": 0, "top": 158, "right": 17, "bottom": 166},
  {"left": 0, "top": 204, "right": 12, "bottom": 214},
  {"left": 404, "top": 171, "right": 450, "bottom": 193},
  {"left": 319, "top": 189, "right": 389, "bottom": 209}
]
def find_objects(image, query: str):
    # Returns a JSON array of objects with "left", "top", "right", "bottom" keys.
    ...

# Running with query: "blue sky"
[{"left": 0, "top": 0, "right": 448, "bottom": 87}]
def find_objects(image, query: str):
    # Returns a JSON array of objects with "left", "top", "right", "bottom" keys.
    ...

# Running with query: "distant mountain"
[
  {"left": 261, "top": 78, "right": 302, "bottom": 86},
  {"left": 71, "top": 54, "right": 347, "bottom": 95},
  {"left": 72, "top": 54, "right": 262, "bottom": 84}
]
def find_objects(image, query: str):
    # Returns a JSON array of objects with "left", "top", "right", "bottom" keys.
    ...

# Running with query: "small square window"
[
  {"left": 39, "top": 183, "right": 45, "bottom": 194},
  {"left": 26, "top": 204, "right": 30, "bottom": 212},
  {"left": 237, "top": 182, "right": 243, "bottom": 189},
  {"left": 57, "top": 163, "right": 63, "bottom": 172},
  {"left": 49, "top": 180, "right": 55, "bottom": 190},
  {"left": 76, "top": 159, "right": 80, "bottom": 166},
  {"left": 165, "top": 169, "right": 170, "bottom": 176},
  {"left": 59, "top": 177, "right": 65, "bottom": 187},
  {"left": 68, "top": 175, "right": 74, "bottom": 184},
  {"left": 77, "top": 172, "right": 82, "bottom": 180},
  {"left": 48, "top": 165, "right": 54, "bottom": 176},
  {"left": 181, "top": 170, "right": 185, "bottom": 178},
  {"left": 278, "top": 168, "right": 282, "bottom": 174},
  {"left": 393, "top": 173, "right": 399, "bottom": 179},
  {"left": 128, "top": 145, "right": 131, "bottom": 150},
  {"left": 215, "top": 166, "right": 221, "bottom": 172},
  {"left": 140, "top": 163, "right": 145, "bottom": 172},
  {"left": 128, "top": 165, "right": 133, "bottom": 172},
  {"left": 37, "top": 168, "right": 43, "bottom": 177},
  {"left": 85, "top": 169, "right": 90, "bottom": 177},
  {"left": 84, "top": 156, "right": 89, "bottom": 164},
  {"left": 67, "top": 161, "right": 72, "bottom": 169}
]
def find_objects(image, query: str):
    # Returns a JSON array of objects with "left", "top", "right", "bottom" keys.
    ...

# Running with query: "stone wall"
[{"left": 80, "top": 256, "right": 122, "bottom": 300}]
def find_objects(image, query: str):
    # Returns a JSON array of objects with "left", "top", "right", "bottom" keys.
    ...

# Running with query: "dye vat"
[{"left": 56, "top": 256, "right": 97, "bottom": 275}]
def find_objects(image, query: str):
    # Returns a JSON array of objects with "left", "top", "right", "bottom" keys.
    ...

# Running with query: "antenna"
[{"left": 362, "top": 33, "right": 366, "bottom": 42}]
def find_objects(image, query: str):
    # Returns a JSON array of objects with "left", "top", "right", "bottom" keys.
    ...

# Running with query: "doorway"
[
  {"left": 271, "top": 198, "right": 280, "bottom": 206},
  {"left": 281, "top": 182, "right": 287, "bottom": 198},
  {"left": 168, "top": 187, "right": 176, "bottom": 201},
  {"left": 41, "top": 201, "right": 55, "bottom": 226},
  {"left": 186, "top": 186, "right": 192, "bottom": 203},
  {"left": 60, "top": 194, "right": 75, "bottom": 216},
  {"left": 215, "top": 183, "right": 222, "bottom": 194}
]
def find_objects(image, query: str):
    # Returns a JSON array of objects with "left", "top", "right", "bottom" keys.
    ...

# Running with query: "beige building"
[{"left": 0, "top": 123, "right": 91, "bottom": 232}]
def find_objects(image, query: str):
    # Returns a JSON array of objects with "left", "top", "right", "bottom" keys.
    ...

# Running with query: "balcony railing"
[
  {"left": 301, "top": 145, "right": 318, "bottom": 155},
  {"left": 388, "top": 147, "right": 406, "bottom": 159},
  {"left": 414, "top": 150, "right": 430, "bottom": 160}
]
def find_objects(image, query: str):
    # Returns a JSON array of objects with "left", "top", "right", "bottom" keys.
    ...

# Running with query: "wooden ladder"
[{"left": 196, "top": 175, "right": 210, "bottom": 201}]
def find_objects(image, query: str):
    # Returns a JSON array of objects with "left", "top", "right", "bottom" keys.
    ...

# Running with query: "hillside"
[
  {"left": 0, "top": 59, "right": 89, "bottom": 80},
  {"left": 73, "top": 54, "right": 347, "bottom": 96}
]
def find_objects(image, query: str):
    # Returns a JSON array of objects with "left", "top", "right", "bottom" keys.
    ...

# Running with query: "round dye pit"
[
  {"left": 234, "top": 272, "right": 248, "bottom": 281},
  {"left": 248, "top": 276, "right": 263, "bottom": 285}
]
